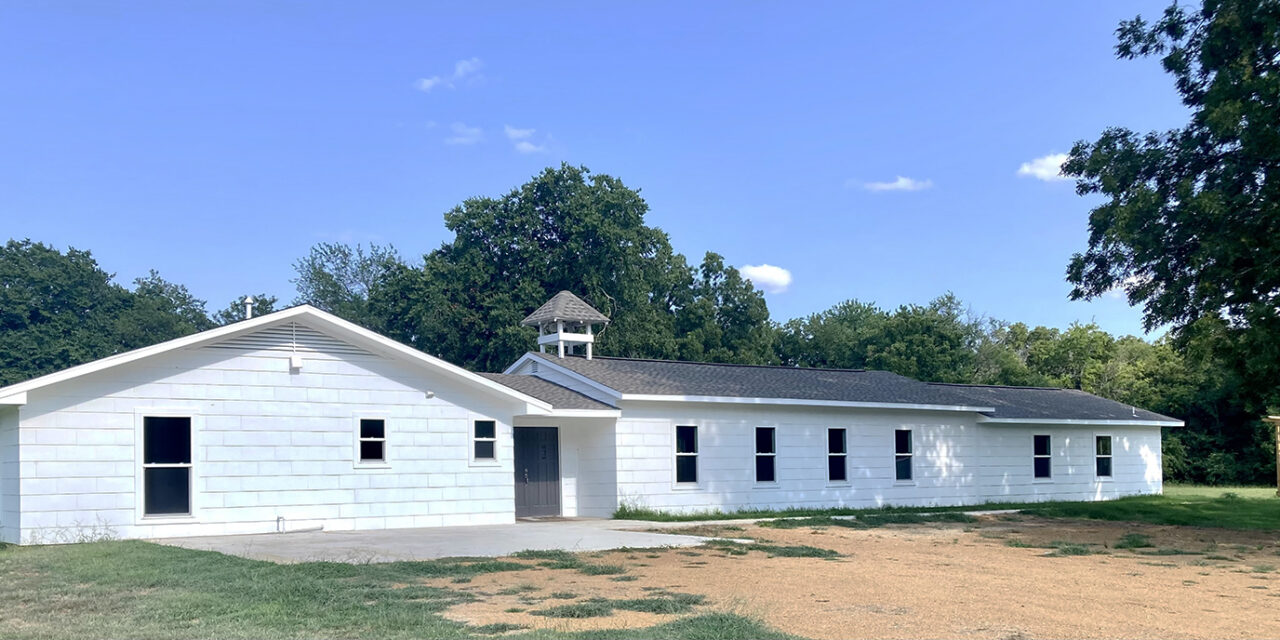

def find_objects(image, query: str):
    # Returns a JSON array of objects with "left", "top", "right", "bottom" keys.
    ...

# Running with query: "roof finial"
[{"left": 244, "top": 296, "right": 255, "bottom": 320}]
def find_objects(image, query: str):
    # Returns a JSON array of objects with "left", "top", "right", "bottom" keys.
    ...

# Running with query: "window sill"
[
  {"left": 893, "top": 480, "right": 916, "bottom": 487},
  {"left": 469, "top": 459, "right": 502, "bottom": 468},
  {"left": 139, "top": 514, "right": 196, "bottom": 525},
  {"left": 1033, "top": 478, "right": 1054, "bottom": 484},
  {"left": 672, "top": 482, "right": 701, "bottom": 491},
  {"left": 826, "top": 481, "right": 851, "bottom": 488},
  {"left": 354, "top": 462, "right": 391, "bottom": 470}
]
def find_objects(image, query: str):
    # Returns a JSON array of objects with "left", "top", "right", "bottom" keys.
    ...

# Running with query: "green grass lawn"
[
  {"left": 0, "top": 541, "right": 795, "bottom": 640},
  {"left": 615, "top": 484, "right": 1280, "bottom": 531}
]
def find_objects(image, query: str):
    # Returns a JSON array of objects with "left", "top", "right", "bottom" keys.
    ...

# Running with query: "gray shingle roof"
[
  {"left": 927, "top": 383, "right": 1177, "bottom": 422},
  {"left": 523, "top": 352, "right": 1180, "bottom": 423},
  {"left": 526, "top": 353, "right": 987, "bottom": 408},
  {"left": 477, "top": 372, "right": 617, "bottom": 411},
  {"left": 520, "top": 291, "right": 610, "bottom": 327}
]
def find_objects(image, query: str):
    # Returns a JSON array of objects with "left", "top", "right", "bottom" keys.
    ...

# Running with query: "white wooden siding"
[
  {"left": 0, "top": 407, "right": 18, "bottom": 543},
  {"left": 612, "top": 401, "right": 1161, "bottom": 514},
  {"left": 514, "top": 416, "right": 617, "bottom": 518},
  {"left": 13, "top": 323, "right": 524, "bottom": 543}
]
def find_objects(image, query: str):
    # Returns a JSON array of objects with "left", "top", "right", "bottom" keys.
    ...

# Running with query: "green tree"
[
  {"left": 292, "top": 243, "right": 402, "bottom": 328},
  {"left": 674, "top": 252, "right": 776, "bottom": 364},
  {"left": 0, "top": 240, "right": 130, "bottom": 385},
  {"left": 370, "top": 164, "right": 773, "bottom": 371},
  {"left": 115, "top": 270, "right": 215, "bottom": 348},
  {"left": 212, "top": 294, "right": 279, "bottom": 325},
  {"left": 1063, "top": 0, "right": 1280, "bottom": 408}
]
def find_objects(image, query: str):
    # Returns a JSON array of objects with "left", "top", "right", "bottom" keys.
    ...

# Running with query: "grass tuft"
[{"left": 1114, "top": 533, "right": 1155, "bottom": 549}]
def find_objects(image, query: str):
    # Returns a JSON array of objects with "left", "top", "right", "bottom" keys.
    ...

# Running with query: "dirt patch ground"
[{"left": 424, "top": 515, "right": 1280, "bottom": 639}]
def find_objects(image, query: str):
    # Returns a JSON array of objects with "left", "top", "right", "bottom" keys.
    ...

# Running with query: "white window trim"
[
  {"left": 353, "top": 416, "right": 391, "bottom": 469},
  {"left": 470, "top": 418, "right": 500, "bottom": 466},
  {"left": 1033, "top": 434, "right": 1052, "bottom": 482},
  {"left": 754, "top": 426, "right": 777, "bottom": 485},
  {"left": 827, "top": 427, "right": 849, "bottom": 485},
  {"left": 673, "top": 424, "right": 699, "bottom": 488},
  {"left": 894, "top": 428, "right": 914, "bottom": 484},
  {"left": 1095, "top": 433, "right": 1114, "bottom": 479},
  {"left": 134, "top": 409, "right": 200, "bottom": 524}
]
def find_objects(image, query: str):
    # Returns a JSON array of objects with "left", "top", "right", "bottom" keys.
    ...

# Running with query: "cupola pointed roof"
[{"left": 521, "top": 291, "right": 610, "bottom": 327}]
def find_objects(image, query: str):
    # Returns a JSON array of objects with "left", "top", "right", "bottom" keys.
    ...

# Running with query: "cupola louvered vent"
[{"left": 205, "top": 322, "right": 375, "bottom": 358}]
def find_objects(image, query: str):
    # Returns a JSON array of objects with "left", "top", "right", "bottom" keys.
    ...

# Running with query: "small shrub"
[
  {"left": 578, "top": 563, "right": 627, "bottom": 576},
  {"left": 549, "top": 591, "right": 578, "bottom": 599},
  {"left": 503, "top": 607, "right": 526, "bottom": 613},
  {"left": 496, "top": 584, "right": 540, "bottom": 596},
  {"left": 1114, "top": 533, "right": 1154, "bottom": 549},
  {"left": 473, "top": 622, "right": 528, "bottom": 634},
  {"left": 1044, "top": 542, "right": 1092, "bottom": 557},
  {"left": 611, "top": 575, "right": 639, "bottom": 582},
  {"left": 530, "top": 599, "right": 615, "bottom": 619},
  {"left": 1253, "top": 564, "right": 1277, "bottom": 573}
]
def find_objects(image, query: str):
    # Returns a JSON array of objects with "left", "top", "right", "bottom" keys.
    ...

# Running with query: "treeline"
[{"left": 1, "top": 166, "right": 1273, "bottom": 485}]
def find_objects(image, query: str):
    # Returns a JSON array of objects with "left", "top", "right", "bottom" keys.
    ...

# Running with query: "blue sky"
[{"left": 0, "top": 2, "right": 1186, "bottom": 337}]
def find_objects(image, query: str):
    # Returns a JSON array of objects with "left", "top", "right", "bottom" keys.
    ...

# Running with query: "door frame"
[{"left": 513, "top": 426, "right": 562, "bottom": 518}]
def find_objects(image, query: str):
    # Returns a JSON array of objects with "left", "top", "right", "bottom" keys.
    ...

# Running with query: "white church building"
[{"left": 0, "top": 292, "right": 1177, "bottom": 544}]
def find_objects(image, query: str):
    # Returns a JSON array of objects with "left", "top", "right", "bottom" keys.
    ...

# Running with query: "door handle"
[{"left": 523, "top": 468, "right": 529, "bottom": 484}]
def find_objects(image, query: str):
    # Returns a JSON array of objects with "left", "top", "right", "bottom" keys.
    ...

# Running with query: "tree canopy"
[{"left": 1064, "top": 0, "right": 1280, "bottom": 409}]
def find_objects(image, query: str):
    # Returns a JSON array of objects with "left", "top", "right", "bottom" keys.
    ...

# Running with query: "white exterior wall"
[
  {"left": 612, "top": 401, "right": 1163, "bottom": 514},
  {"left": 13, "top": 329, "right": 525, "bottom": 544},
  {"left": 1, "top": 406, "right": 18, "bottom": 543},
  {"left": 977, "top": 424, "right": 1162, "bottom": 502},
  {"left": 614, "top": 402, "right": 984, "bottom": 513},
  {"left": 512, "top": 416, "right": 617, "bottom": 518}
]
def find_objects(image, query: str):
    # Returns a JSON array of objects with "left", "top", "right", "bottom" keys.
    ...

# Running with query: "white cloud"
[
  {"left": 504, "top": 125, "right": 534, "bottom": 140},
  {"left": 415, "top": 76, "right": 444, "bottom": 92},
  {"left": 415, "top": 57, "right": 484, "bottom": 93},
  {"left": 1017, "top": 153, "right": 1070, "bottom": 182},
  {"left": 444, "top": 122, "right": 483, "bottom": 145},
  {"left": 454, "top": 57, "right": 483, "bottom": 78},
  {"left": 740, "top": 264, "right": 793, "bottom": 294},
  {"left": 513, "top": 140, "right": 546, "bottom": 154},
  {"left": 504, "top": 125, "right": 546, "bottom": 153},
  {"left": 862, "top": 176, "right": 933, "bottom": 192}
]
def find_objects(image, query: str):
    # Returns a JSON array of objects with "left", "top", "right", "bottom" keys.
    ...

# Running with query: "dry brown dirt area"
[{"left": 425, "top": 515, "right": 1280, "bottom": 639}]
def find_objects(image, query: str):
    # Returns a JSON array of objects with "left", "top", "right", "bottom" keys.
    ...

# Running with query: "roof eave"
[
  {"left": 977, "top": 416, "right": 1184, "bottom": 427},
  {"left": 616, "top": 393, "right": 995, "bottom": 413}
]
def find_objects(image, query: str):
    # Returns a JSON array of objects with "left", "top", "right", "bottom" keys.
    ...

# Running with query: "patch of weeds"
[
  {"left": 451, "top": 576, "right": 472, "bottom": 584},
  {"left": 503, "top": 607, "right": 526, "bottom": 613},
  {"left": 512, "top": 549, "right": 578, "bottom": 562},
  {"left": 1043, "top": 542, "right": 1093, "bottom": 557},
  {"left": 645, "top": 553, "right": 661, "bottom": 559},
  {"left": 1139, "top": 548, "right": 1202, "bottom": 556},
  {"left": 613, "top": 592, "right": 706, "bottom": 614},
  {"left": 611, "top": 575, "right": 639, "bottom": 582},
  {"left": 997, "top": 514, "right": 1025, "bottom": 522},
  {"left": 1250, "top": 585, "right": 1270, "bottom": 590},
  {"left": 529, "top": 598, "right": 616, "bottom": 619},
  {"left": 1183, "top": 580, "right": 1198, "bottom": 585},
  {"left": 703, "top": 538, "right": 839, "bottom": 558},
  {"left": 1253, "top": 564, "right": 1277, "bottom": 573},
  {"left": 1206, "top": 555, "right": 1236, "bottom": 561},
  {"left": 549, "top": 591, "right": 578, "bottom": 600},
  {"left": 676, "top": 551, "right": 702, "bottom": 557},
  {"left": 496, "top": 584, "right": 540, "bottom": 596},
  {"left": 1190, "top": 559, "right": 1212, "bottom": 566},
  {"left": 760, "top": 512, "right": 975, "bottom": 530},
  {"left": 578, "top": 563, "right": 627, "bottom": 576},
  {"left": 1114, "top": 533, "right": 1155, "bottom": 549},
  {"left": 530, "top": 593, "right": 707, "bottom": 618},
  {"left": 472, "top": 622, "right": 528, "bottom": 634},
  {"left": 1139, "top": 561, "right": 1179, "bottom": 568},
  {"left": 1004, "top": 538, "right": 1038, "bottom": 548}
]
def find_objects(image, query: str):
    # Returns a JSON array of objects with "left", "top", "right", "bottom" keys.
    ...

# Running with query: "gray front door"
[{"left": 514, "top": 427, "right": 561, "bottom": 517}]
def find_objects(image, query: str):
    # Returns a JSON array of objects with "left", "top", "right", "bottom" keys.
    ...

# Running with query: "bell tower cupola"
[{"left": 521, "top": 291, "right": 610, "bottom": 359}]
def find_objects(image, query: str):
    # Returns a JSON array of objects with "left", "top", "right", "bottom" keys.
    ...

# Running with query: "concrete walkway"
[{"left": 155, "top": 518, "right": 715, "bottom": 564}]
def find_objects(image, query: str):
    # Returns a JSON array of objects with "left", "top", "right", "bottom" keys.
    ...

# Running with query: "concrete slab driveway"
[{"left": 155, "top": 518, "right": 710, "bottom": 564}]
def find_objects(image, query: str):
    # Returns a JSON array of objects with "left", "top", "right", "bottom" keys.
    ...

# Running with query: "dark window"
[
  {"left": 828, "top": 428, "right": 847, "bottom": 482},
  {"left": 474, "top": 420, "right": 497, "bottom": 460},
  {"left": 1095, "top": 435, "right": 1113, "bottom": 477},
  {"left": 1033, "top": 434, "right": 1051, "bottom": 479},
  {"left": 358, "top": 418, "right": 386, "bottom": 463},
  {"left": 676, "top": 425, "right": 697, "bottom": 483},
  {"left": 755, "top": 427, "right": 776, "bottom": 483},
  {"left": 142, "top": 416, "right": 191, "bottom": 516},
  {"left": 895, "top": 429, "right": 912, "bottom": 481}
]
